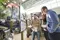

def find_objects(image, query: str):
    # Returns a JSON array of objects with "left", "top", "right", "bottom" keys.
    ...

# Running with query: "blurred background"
[{"left": 0, "top": 0, "right": 60, "bottom": 40}]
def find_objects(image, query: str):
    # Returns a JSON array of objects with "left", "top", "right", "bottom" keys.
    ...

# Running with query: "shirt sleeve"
[{"left": 47, "top": 11, "right": 59, "bottom": 33}]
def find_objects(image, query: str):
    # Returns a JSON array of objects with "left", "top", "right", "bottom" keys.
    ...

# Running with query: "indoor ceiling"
[
  {"left": 8, "top": 0, "right": 52, "bottom": 9},
  {"left": 9, "top": 0, "right": 27, "bottom": 4},
  {"left": 22, "top": 0, "right": 52, "bottom": 9}
]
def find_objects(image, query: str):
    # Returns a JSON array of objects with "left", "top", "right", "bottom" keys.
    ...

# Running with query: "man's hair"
[
  {"left": 42, "top": 6, "right": 48, "bottom": 10},
  {"left": 34, "top": 14, "right": 37, "bottom": 16}
]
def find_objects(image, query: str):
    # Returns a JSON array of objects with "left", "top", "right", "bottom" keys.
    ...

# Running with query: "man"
[
  {"left": 31, "top": 14, "right": 41, "bottom": 40},
  {"left": 41, "top": 6, "right": 60, "bottom": 40},
  {"left": 40, "top": 13, "right": 50, "bottom": 40}
]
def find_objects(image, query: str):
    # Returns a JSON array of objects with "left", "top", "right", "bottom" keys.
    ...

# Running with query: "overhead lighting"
[
  {"left": 22, "top": 0, "right": 26, "bottom": 2},
  {"left": 8, "top": 0, "right": 10, "bottom": 2},
  {"left": 13, "top": 1, "right": 16, "bottom": 3}
]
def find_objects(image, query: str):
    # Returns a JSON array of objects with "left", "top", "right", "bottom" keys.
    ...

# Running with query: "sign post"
[
  {"left": 19, "top": 2, "right": 23, "bottom": 40},
  {"left": 19, "top": 2, "right": 24, "bottom": 40}
]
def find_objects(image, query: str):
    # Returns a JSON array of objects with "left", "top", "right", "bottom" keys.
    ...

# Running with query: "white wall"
[
  {"left": 20, "top": 5, "right": 25, "bottom": 13},
  {"left": 53, "top": 7, "right": 60, "bottom": 14}
]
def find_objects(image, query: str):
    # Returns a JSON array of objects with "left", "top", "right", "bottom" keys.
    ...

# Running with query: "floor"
[
  {"left": 13, "top": 30, "right": 46, "bottom": 40},
  {"left": 13, "top": 34, "right": 45, "bottom": 40},
  {"left": 27, "top": 36, "right": 46, "bottom": 40},
  {"left": 13, "top": 30, "right": 27, "bottom": 40},
  {"left": 13, "top": 33, "right": 21, "bottom": 40}
]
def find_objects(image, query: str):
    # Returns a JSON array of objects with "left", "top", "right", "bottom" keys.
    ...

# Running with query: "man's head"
[
  {"left": 34, "top": 14, "right": 38, "bottom": 19},
  {"left": 41, "top": 6, "right": 48, "bottom": 14}
]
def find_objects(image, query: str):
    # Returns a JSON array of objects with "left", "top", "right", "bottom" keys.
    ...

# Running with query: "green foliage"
[
  {"left": 0, "top": 0, "right": 8, "bottom": 3},
  {"left": 0, "top": 0, "right": 4, "bottom": 2},
  {"left": 0, "top": 13, "right": 6, "bottom": 19},
  {"left": 0, "top": 0, "right": 8, "bottom": 19}
]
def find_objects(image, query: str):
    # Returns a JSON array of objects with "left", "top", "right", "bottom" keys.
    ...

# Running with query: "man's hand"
[
  {"left": 41, "top": 25, "right": 47, "bottom": 28},
  {"left": 28, "top": 25, "right": 32, "bottom": 28},
  {"left": 43, "top": 29, "right": 47, "bottom": 31},
  {"left": 41, "top": 25, "right": 48, "bottom": 31}
]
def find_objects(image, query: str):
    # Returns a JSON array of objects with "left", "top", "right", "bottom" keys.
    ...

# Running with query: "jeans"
[
  {"left": 31, "top": 31, "right": 40, "bottom": 40},
  {"left": 44, "top": 31, "right": 50, "bottom": 40},
  {"left": 48, "top": 32, "right": 60, "bottom": 40}
]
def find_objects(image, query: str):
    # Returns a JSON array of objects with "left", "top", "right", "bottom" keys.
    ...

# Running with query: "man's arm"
[{"left": 47, "top": 11, "right": 59, "bottom": 33}]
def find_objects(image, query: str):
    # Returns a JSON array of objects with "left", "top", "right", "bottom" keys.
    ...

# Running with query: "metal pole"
[
  {"left": 19, "top": 2, "right": 23, "bottom": 40},
  {"left": 19, "top": 3, "right": 20, "bottom": 19},
  {"left": 21, "top": 31, "right": 23, "bottom": 40},
  {"left": 26, "top": 19, "right": 27, "bottom": 29},
  {"left": 11, "top": 6, "right": 13, "bottom": 18}
]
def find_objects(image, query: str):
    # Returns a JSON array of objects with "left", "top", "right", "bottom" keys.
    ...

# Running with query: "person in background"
[
  {"left": 31, "top": 14, "right": 41, "bottom": 40},
  {"left": 15, "top": 19, "right": 20, "bottom": 28},
  {"left": 13, "top": 19, "right": 20, "bottom": 33},
  {"left": 41, "top": 6, "right": 60, "bottom": 40},
  {"left": 41, "top": 13, "right": 50, "bottom": 40}
]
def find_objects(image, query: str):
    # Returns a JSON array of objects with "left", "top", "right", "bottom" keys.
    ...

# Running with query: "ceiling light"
[
  {"left": 13, "top": 1, "right": 16, "bottom": 3},
  {"left": 8, "top": 0, "right": 10, "bottom": 2},
  {"left": 22, "top": 0, "right": 26, "bottom": 2}
]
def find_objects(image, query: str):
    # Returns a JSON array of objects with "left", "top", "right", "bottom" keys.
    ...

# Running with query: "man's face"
[
  {"left": 34, "top": 15, "right": 38, "bottom": 19},
  {"left": 41, "top": 9, "right": 47, "bottom": 14}
]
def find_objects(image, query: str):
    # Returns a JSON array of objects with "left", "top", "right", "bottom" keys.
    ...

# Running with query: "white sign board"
[{"left": 21, "top": 21, "right": 26, "bottom": 31}]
